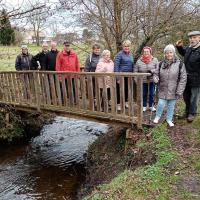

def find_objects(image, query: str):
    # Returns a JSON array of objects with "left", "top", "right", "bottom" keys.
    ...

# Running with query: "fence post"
[
  {"left": 33, "top": 71, "right": 41, "bottom": 112},
  {"left": 136, "top": 76, "right": 143, "bottom": 129}
]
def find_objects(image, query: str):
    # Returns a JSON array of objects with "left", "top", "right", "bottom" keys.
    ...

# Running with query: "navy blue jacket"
[{"left": 114, "top": 50, "right": 134, "bottom": 72}]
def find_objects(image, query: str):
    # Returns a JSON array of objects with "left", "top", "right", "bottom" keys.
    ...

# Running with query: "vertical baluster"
[
  {"left": 110, "top": 76, "right": 117, "bottom": 114},
  {"left": 128, "top": 77, "right": 134, "bottom": 117},
  {"left": 49, "top": 73, "right": 57, "bottom": 106},
  {"left": 61, "top": 74, "right": 68, "bottom": 107},
  {"left": 87, "top": 75, "right": 94, "bottom": 111},
  {"left": 102, "top": 76, "right": 108, "bottom": 113},
  {"left": 120, "top": 76, "right": 125, "bottom": 115},
  {"left": 55, "top": 73, "right": 62, "bottom": 107},
  {"left": 136, "top": 76, "right": 143, "bottom": 129},
  {"left": 74, "top": 76, "right": 80, "bottom": 109},
  {"left": 95, "top": 76, "right": 101, "bottom": 112},
  {"left": 80, "top": 75, "right": 87, "bottom": 109}
]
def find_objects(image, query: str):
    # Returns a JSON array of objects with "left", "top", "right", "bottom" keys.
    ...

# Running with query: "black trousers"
[{"left": 116, "top": 77, "right": 129, "bottom": 104}]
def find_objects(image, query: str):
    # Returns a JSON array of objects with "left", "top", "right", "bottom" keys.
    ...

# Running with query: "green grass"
[
  {"left": 84, "top": 124, "right": 179, "bottom": 200},
  {"left": 0, "top": 44, "right": 90, "bottom": 71}
]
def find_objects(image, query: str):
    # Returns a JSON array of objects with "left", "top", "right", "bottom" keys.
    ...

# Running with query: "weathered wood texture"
[{"left": 0, "top": 71, "right": 150, "bottom": 127}]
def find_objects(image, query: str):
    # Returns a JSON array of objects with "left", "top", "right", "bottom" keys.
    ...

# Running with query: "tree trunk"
[{"left": 113, "top": 0, "right": 122, "bottom": 52}]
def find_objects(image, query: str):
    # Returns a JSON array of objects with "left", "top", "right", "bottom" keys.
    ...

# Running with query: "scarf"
[
  {"left": 162, "top": 57, "right": 177, "bottom": 69},
  {"left": 141, "top": 55, "right": 153, "bottom": 64}
]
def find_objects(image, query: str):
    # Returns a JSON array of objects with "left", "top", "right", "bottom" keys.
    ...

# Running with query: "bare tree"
[{"left": 59, "top": 0, "right": 200, "bottom": 56}]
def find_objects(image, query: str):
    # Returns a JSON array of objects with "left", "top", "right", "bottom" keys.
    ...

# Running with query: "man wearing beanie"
[{"left": 176, "top": 31, "right": 200, "bottom": 122}]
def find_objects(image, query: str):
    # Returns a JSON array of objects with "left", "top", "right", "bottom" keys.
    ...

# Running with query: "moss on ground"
[{"left": 84, "top": 109, "right": 200, "bottom": 200}]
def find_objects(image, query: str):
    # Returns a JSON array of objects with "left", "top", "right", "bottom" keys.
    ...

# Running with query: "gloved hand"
[
  {"left": 153, "top": 76, "right": 159, "bottom": 84},
  {"left": 176, "top": 94, "right": 182, "bottom": 99}
]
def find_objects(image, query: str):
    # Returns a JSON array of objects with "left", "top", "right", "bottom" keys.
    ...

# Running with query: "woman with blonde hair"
[
  {"left": 95, "top": 50, "right": 114, "bottom": 108},
  {"left": 114, "top": 40, "right": 134, "bottom": 110}
]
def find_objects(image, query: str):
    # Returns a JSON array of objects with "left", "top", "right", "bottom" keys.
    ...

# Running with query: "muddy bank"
[
  {"left": 82, "top": 126, "right": 155, "bottom": 197},
  {"left": 0, "top": 110, "right": 52, "bottom": 143}
]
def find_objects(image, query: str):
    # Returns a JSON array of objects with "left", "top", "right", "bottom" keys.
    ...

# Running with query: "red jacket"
[{"left": 56, "top": 49, "right": 80, "bottom": 72}]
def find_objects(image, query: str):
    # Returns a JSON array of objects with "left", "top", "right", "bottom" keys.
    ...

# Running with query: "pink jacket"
[{"left": 95, "top": 58, "right": 114, "bottom": 88}]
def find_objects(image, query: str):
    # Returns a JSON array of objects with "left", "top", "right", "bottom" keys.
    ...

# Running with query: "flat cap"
[
  {"left": 188, "top": 31, "right": 200, "bottom": 37},
  {"left": 21, "top": 44, "right": 28, "bottom": 49}
]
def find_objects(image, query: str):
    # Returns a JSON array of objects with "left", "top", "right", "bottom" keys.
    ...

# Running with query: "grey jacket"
[
  {"left": 153, "top": 59, "right": 187, "bottom": 100},
  {"left": 134, "top": 57, "right": 158, "bottom": 82}
]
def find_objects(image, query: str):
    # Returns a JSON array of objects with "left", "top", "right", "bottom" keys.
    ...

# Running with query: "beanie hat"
[
  {"left": 164, "top": 44, "right": 176, "bottom": 54},
  {"left": 142, "top": 46, "right": 153, "bottom": 54}
]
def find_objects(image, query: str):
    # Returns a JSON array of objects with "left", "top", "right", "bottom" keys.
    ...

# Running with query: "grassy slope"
[
  {"left": 85, "top": 102, "right": 200, "bottom": 200},
  {"left": 0, "top": 44, "right": 90, "bottom": 71}
]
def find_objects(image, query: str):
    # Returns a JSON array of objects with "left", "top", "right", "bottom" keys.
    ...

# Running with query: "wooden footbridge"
[{"left": 0, "top": 71, "right": 151, "bottom": 128}]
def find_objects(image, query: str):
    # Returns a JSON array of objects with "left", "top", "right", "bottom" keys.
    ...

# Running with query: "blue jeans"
[
  {"left": 183, "top": 85, "right": 200, "bottom": 115},
  {"left": 143, "top": 82, "right": 155, "bottom": 107},
  {"left": 155, "top": 99, "right": 176, "bottom": 122}
]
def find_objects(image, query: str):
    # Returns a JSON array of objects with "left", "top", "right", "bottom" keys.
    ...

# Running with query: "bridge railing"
[{"left": 0, "top": 71, "right": 150, "bottom": 128}]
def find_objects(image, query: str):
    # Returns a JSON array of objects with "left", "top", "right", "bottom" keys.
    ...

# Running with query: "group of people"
[{"left": 15, "top": 30, "right": 200, "bottom": 127}]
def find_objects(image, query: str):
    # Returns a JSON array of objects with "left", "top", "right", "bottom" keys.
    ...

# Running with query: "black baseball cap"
[{"left": 63, "top": 40, "right": 71, "bottom": 46}]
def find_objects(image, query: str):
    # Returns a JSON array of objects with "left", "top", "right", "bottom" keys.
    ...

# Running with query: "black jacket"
[
  {"left": 84, "top": 53, "right": 101, "bottom": 72},
  {"left": 176, "top": 44, "right": 200, "bottom": 87},
  {"left": 45, "top": 49, "right": 59, "bottom": 71},
  {"left": 31, "top": 51, "right": 48, "bottom": 70},
  {"left": 15, "top": 53, "right": 33, "bottom": 71}
]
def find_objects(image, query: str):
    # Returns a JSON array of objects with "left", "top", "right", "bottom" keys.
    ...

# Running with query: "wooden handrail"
[{"left": 0, "top": 71, "right": 149, "bottom": 128}]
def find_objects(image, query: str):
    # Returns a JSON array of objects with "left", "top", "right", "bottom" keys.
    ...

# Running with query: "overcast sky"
[{"left": 1, "top": 0, "right": 83, "bottom": 37}]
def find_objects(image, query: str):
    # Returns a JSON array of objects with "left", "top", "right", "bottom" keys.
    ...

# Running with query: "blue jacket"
[{"left": 114, "top": 51, "right": 134, "bottom": 72}]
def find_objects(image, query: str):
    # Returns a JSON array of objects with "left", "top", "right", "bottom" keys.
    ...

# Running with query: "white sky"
[{"left": 3, "top": 0, "right": 83, "bottom": 36}]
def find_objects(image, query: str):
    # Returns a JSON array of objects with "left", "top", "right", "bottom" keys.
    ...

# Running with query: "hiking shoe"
[
  {"left": 143, "top": 107, "right": 147, "bottom": 112},
  {"left": 117, "top": 104, "right": 121, "bottom": 111},
  {"left": 167, "top": 120, "right": 174, "bottom": 127},
  {"left": 187, "top": 114, "right": 195, "bottom": 122},
  {"left": 150, "top": 106, "right": 156, "bottom": 112},
  {"left": 153, "top": 117, "right": 160, "bottom": 124}
]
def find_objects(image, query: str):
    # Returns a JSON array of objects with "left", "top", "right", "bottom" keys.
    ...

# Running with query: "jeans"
[
  {"left": 155, "top": 98, "right": 176, "bottom": 122},
  {"left": 183, "top": 85, "right": 200, "bottom": 115},
  {"left": 143, "top": 82, "right": 155, "bottom": 107}
]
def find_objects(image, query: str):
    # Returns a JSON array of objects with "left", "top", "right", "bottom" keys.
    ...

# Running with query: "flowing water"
[{"left": 0, "top": 116, "right": 110, "bottom": 200}]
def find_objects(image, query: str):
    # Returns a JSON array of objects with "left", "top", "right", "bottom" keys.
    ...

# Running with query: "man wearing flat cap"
[
  {"left": 15, "top": 45, "right": 33, "bottom": 71},
  {"left": 176, "top": 31, "right": 200, "bottom": 122}
]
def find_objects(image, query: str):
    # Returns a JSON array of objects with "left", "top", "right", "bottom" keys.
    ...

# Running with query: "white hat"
[
  {"left": 164, "top": 44, "right": 176, "bottom": 54},
  {"left": 21, "top": 44, "right": 28, "bottom": 49}
]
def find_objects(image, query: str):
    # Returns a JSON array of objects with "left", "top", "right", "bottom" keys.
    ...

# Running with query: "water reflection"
[{"left": 0, "top": 117, "right": 110, "bottom": 200}]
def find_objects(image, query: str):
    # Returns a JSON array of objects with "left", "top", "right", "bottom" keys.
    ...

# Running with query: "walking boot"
[{"left": 187, "top": 114, "right": 195, "bottom": 122}]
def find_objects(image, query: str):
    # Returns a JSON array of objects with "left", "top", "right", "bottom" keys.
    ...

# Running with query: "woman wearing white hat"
[{"left": 152, "top": 44, "right": 187, "bottom": 127}]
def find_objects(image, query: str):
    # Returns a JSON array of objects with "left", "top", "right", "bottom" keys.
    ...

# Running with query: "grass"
[
  {"left": 0, "top": 44, "right": 90, "bottom": 71},
  {"left": 84, "top": 124, "right": 179, "bottom": 200}
]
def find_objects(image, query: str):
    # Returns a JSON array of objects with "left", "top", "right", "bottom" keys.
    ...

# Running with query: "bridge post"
[
  {"left": 136, "top": 76, "right": 143, "bottom": 129},
  {"left": 33, "top": 71, "right": 41, "bottom": 112}
]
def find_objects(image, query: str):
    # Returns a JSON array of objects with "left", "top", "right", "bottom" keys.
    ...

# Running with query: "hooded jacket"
[
  {"left": 56, "top": 49, "right": 80, "bottom": 72},
  {"left": 15, "top": 53, "right": 33, "bottom": 71},
  {"left": 153, "top": 59, "right": 187, "bottom": 99}
]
